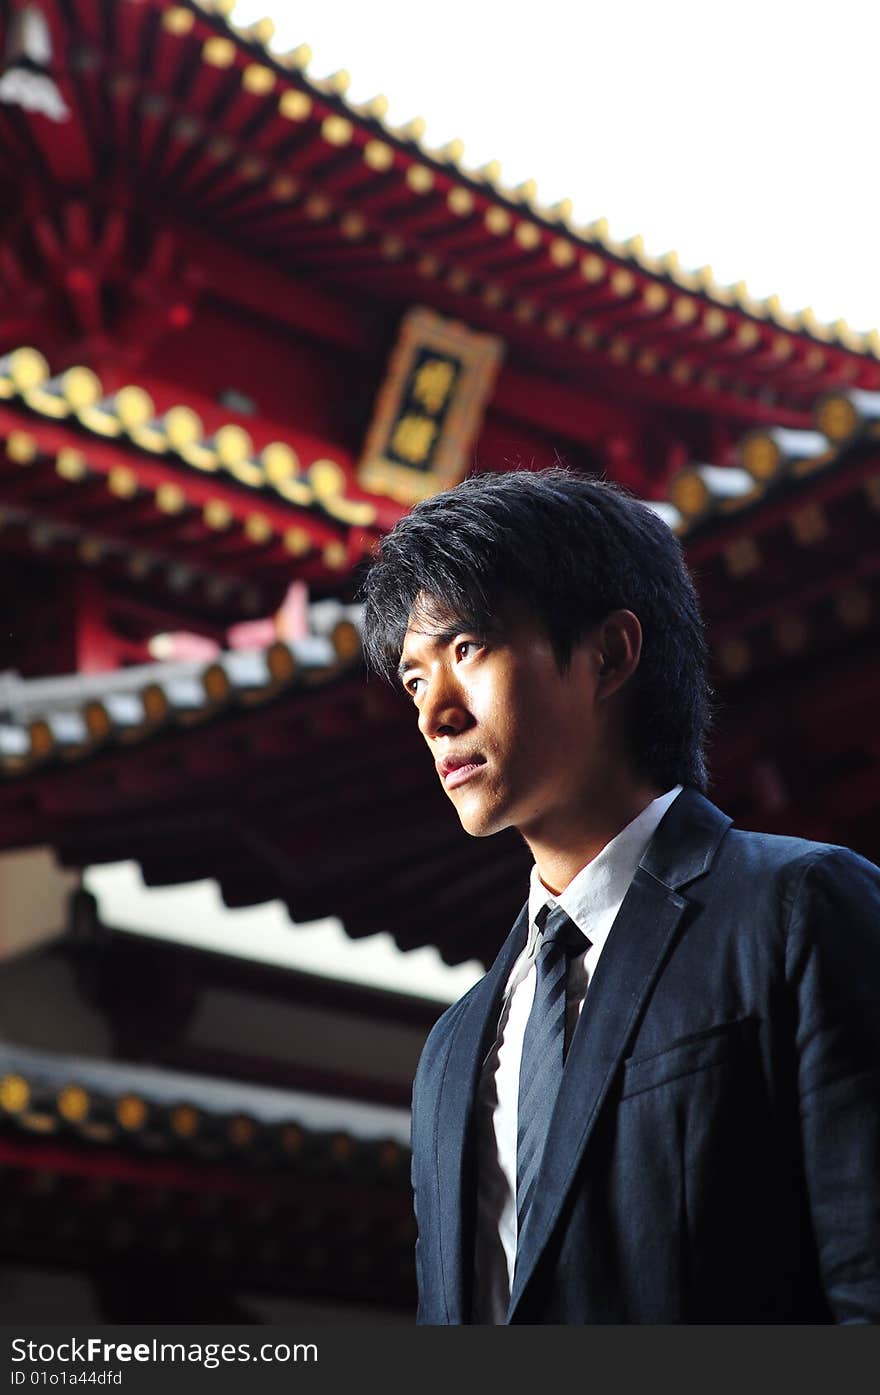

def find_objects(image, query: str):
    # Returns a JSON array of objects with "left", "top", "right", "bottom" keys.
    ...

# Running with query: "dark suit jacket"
[{"left": 410, "top": 789, "right": 880, "bottom": 1323}]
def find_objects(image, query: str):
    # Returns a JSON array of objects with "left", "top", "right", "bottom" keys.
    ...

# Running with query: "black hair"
[{"left": 359, "top": 467, "right": 711, "bottom": 791}]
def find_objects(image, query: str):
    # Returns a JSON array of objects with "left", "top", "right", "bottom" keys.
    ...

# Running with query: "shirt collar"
[{"left": 526, "top": 786, "right": 683, "bottom": 955}]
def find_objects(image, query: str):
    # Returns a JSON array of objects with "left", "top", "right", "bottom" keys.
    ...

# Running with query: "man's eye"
[
  {"left": 405, "top": 676, "right": 425, "bottom": 698},
  {"left": 455, "top": 640, "right": 481, "bottom": 661}
]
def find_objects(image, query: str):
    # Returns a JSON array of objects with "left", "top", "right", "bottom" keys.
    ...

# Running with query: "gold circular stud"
[
  {"left": 8, "top": 347, "right": 49, "bottom": 391},
  {"left": 242, "top": 64, "right": 275, "bottom": 95},
  {"left": 741, "top": 433, "right": 780, "bottom": 481},
  {"left": 155, "top": 482, "right": 186, "bottom": 514},
  {"left": 323, "top": 539, "right": 348, "bottom": 569},
  {"left": 7, "top": 431, "right": 37, "bottom": 464},
  {"left": 203, "top": 664, "right": 231, "bottom": 702},
  {"left": 0, "top": 1074, "right": 30, "bottom": 1113},
  {"left": 161, "top": 7, "right": 195, "bottom": 33},
  {"left": 108, "top": 466, "right": 138, "bottom": 498},
  {"left": 63, "top": 365, "right": 101, "bottom": 409},
  {"left": 57, "top": 1085, "right": 90, "bottom": 1124},
  {"left": 164, "top": 405, "right": 203, "bottom": 450},
  {"left": 115, "top": 385, "right": 154, "bottom": 430},
  {"left": 284, "top": 527, "right": 312, "bottom": 555},
  {"left": 322, "top": 115, "right": 353, "bottom": 146},
  {"left": 244, "top": 513, "right": 273, "bottom": 543},
  {"left": 278, "top": 89, "right": 312, "bottom": 121},
  {"left": 203, "top": 37, "right": 236, "bottom": 68},
  {"left": 485, "top": 207, "right": 511, "bottom": 235},
  {"left": 170, "top": 1104, "right": 200, "bottom": 1138},
  {"left": 204, "top": 499, "right": 233, "bottom": 530},
  {"left": 610, "top": 269, "right": 636, "bottom": 297},
  {"left": 550, "top": 238, "right": 576, "bottom": 267},
  {"left": 406, "top": 165, "right": 434, "bottom": 194},
  {"left": 116, "top": 1095, "right": 148, "bottom": 1131},
  {"left": 448, "top": 187, "right": 474, "bottom": 216},
  {"left": 514, "top": 221, "right": 541, "bottom": 250},
  {"left": 262, "top": 441, "right": 300, "bottom": 483},
  {"left": 215, "top": 423, "right": 254, "bottom": 467},
  {"left": 815, "top": 394, "right": 857, "bottom": 442},
  {"left": 364, "top": 139, "right": 393, "bottom": 171},
  {"left": 580, "top": 254, "right": 605, "bottom": 283}
]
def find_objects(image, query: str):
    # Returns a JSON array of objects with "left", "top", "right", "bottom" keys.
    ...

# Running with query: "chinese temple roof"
[
  {"left": 662, "top": 384, "right": 880, "bottom": 532},
  {"left": 0, "top": 1040, "right": 410, "bottom": 1166},
  {"left": 0, "top": 0, "right": 877, "bottom": 970},
  {"left": 0, "top": 1041, "right": 416, "bottom": 1312},
  {"left": 0, "top": 343, "right": 405, "bottom": 610},
  {"left": 1, "top": 406, "right": 877, "bottom": 964},
  {"left": 2, "top": 0, "right": 879, "bottom": 437},
  {"left": 0, "top": 614, "right": 361, "bottom": 776},
  {"left": 0, "top": 624, "right": 526, "bottom": 967}
]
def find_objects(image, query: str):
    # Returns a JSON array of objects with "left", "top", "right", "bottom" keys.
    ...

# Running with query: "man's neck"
[{"left": 525, "top": 783, "right": 665, "bottom": 895}]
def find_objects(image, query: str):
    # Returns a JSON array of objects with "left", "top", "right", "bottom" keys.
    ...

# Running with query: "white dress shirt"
[{"left": 471, "top": 786, "right": 683, "bottom": 1324}]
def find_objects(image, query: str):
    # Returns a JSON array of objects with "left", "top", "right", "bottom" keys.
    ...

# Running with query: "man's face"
[{"left": 398, "top": 601, "right": 605, "bottom": 843}]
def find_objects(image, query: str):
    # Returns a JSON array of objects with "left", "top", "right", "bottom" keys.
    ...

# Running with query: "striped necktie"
[{"left": 516, "top": 904, "right": 590, "bottom": 1240}]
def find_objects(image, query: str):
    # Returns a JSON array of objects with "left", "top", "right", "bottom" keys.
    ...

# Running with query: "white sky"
[{"left": 230, "top": 0, "right": 880, "bottom": 331}]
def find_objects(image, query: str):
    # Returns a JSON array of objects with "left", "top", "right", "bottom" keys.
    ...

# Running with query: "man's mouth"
[{"left": 437, "top": 754, "right": 486, "bottom": 790}]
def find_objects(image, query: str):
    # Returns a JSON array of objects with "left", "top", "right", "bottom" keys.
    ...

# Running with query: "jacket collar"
[{"left": 639, "top": 786, "right": 733, "bottom": 890}]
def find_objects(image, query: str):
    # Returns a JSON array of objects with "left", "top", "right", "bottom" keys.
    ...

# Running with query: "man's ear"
[{"left": 595, "top": 610, "right": 642, "bottom": 699}]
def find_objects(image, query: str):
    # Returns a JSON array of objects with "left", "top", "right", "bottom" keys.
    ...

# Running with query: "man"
[{"left": 360, "top": 468, "right": 880, "bottom": 1324}]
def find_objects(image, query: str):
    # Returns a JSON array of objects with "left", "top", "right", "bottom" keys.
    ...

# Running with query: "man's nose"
[{"left": 417, "top": 673, "right": 469, "bottom": 740}]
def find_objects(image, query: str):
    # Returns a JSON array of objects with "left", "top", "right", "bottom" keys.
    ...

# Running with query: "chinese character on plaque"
[{"left": 357, "top": 307, "right": 504, "bottom": 505}]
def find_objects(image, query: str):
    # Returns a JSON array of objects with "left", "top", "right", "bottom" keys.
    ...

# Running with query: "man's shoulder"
[
  {"left": 415, "top": 906, "right": 527, "bottom": 1077},
  {"left": 416, "top": 977, "right": 487, "bottom": 1078},
  {"left": 660, "top": 787, "right": 879, "bottom": 911},
  {"left": 711, "top": 820, "right": 880, "bottom": 924},
  {"left": 724, "top": 823, "right": 841, "bottom": 865},
  {"left": 647, "top": 787, "right": 878, "bottom": 895},
  {"left": 722, "top": 822, "right": 877, "bottom": 879}
]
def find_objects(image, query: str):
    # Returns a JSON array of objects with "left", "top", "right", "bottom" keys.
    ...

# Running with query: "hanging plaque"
[{"left": 357, "top": 307, "right": 504, "bottom": 505}]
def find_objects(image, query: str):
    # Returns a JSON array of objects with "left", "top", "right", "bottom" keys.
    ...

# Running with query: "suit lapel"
[
  {"left": 508, "top": 789, "right": 732, "bottom": 1319},
  {"left": 508, "top": 867, "right": 686, "bottom": 1315},
  {"left": 435, "top": 905, "right": 528, "bottom": 1323}
]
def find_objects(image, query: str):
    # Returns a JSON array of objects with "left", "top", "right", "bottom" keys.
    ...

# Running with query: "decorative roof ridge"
[
  {"left": 0, "top": 602, "right": 362, "bottom": 720},
  {"left": 0, "top": 617, "right": 364, "bottom": 778},
  {"left": 181, "top": 0, "right": 878, "bottom": 358},
  {"left": 0, "top": 346, "right": 383, "bottom": 529},
  {"left": 0, "top": 1041, "right": 410, "bottom": 1168},
  {"left": 662, "top": 383, "right": 880, "bottom": 536}
]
